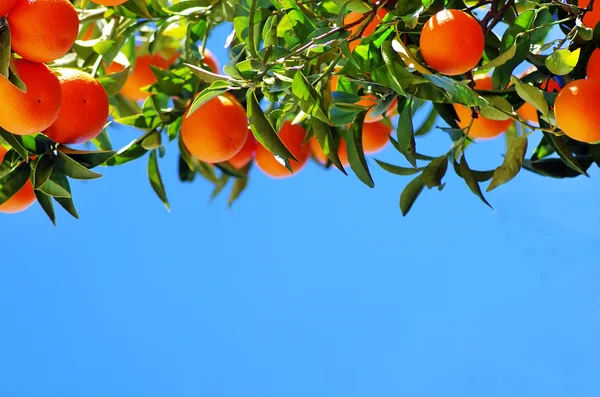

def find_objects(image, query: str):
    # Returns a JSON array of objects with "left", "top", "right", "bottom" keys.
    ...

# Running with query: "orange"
[
  {"left": 44, "top": 69, "right": 110, "bottom": 144},
  {"left": 8, "top": 0, "right": 79, "bottom": 63},
  {"left": 255, "top": 121, "right": 310, "bottom": 178},
  {"left": 579, "top": 0, "right": 600, "bottom": 28},
  {"left": 344, "top": 8, "right": 388, "bottom": 52},
  {"left": 309, "top": 136, "right": 349, "bottom": 166},
  {"left": 200, "top": 48, "right": 220, "bottom": 73},
  {"left": 453, "top": 75, "right": 512, "bottom": 139},
  {"left": 420, "top": 9, "right": 484, "bottom": 75},
  {"left": 227, "top": 133, "right": 256, "bottom": 169},
  {"left": 554, "top": 79, "right": 600, "bottom": 143},
  {"left": 362, "top": 121, "right": 392, "bottom": 153},
  {"left": 0, "top": 59, "right": 62, "bottom": 135},
  {"left": 80, "top": 24, "right": 97, "bottom": 41},
  {"left": 112, "top": 52, "right": 177, "bottom": 101},
  {"left": 181, "top": 94, "right": 249, "bottom": 163},
  {"left": 0, "top": 147, "right": 36, "bottom": 214},
  {"left": 357, "top": 94, "right": 398, "bottom": 123},
  {"left": 586, "top": 48, "right": 600, "bottom": 80},
  {"left": 0, "top": 0, "right": 17, "bottom": 16},
  {"left": 91, "top": 0, "right": 128, "bottom": 5}
]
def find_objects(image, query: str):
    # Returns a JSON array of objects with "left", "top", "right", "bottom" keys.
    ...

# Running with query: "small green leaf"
[
  {"left": 54, "top": 196, "right": 79, "bottom": 219},
  {"left": 37, "top": 169, "right": 72, "bottom": 198},
  {"left": 400, "top": 174, "right": 424, "bottom": 216},
  {"left": 98, "top": 66, "right": 130, "bottom": 97},
  {"left": 33, "top": 155, "right": 54, "bottom": 188},
  {"left": 35, "top": 190, "right": 56, "bottom": 225},
  {"left": 291, "top": 71, "right": 330, "bottom": 124},
  {"left": 346, "top": 111, "right": 374, "bottom": 188},
  {"left": 375, "top": 159, "right": 422, "bottom": 175},
  {"left": 55, "top": 152, "right": 103, "bottom": 180},
  {"left": 510, "top": 76, "right": 549, "bottom": 117},
  {"left": 187, "top": 81, "right": 233, "bottom": 117},
  {"left": 148, "top": 150, "right": 170, "bottom": 210},
  {"left": 0, "top": 162, "right": 30, "bottom": 206},
  {"left": 396, "top": 100, "right": 417, "bottom": 167},
  {"left": 422, "top": 155, "right": 448, "bottom": 189},
  {"left": 545, "top": 48, "right": 580, "bottom": 76},
  {"left": 185, "top": 62, "right": 236, "bottom": 84},
  {"left": 480, "top": 96, "right": 514, "bottom": 121},
  {"left": 415, "top": 107, "right": 438, "bottom": 136},
  {"left": 310, "top": 118, "right": 346, "bottom": 173},
  {"left": 459, "top": 156, "right": 493, "bottom": 208},
  {"left": 487, "top": 135, "right": 528, "bottom": 192}
]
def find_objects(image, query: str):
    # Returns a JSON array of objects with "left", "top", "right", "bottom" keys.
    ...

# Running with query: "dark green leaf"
[
  {"left": 375, "top": 159, "right": 422, "bottom": 175},
  {"left": 396, "top": 100, "right": 417, "bottom": 167},
  {"left": 415, "top": 107, "right": 438, "bottom": 136},
  {"left": 37, "top": 169, "right": 72, "bottom": 198},
  {"left": 55, "top": 152, "right": 103, "bottom": 180},
  {"left": 0, "top": 17, "right": 10, "bottom": 78},
  {"left": 0, "top": 127, "right": 29, "bottom": 160},
  {"left": 291, "top": 71, "right": 330, "bottom": 123},
  {"left": 487, "top": 135, "right": 528, "bottom": 191},
  {"left": 432, "top": 103, "right": 460, "bottom": 129},
  {"left": 59, "top": 147, "right": 116, "bottom": 168},
  {"left": 34, "top": 190, "right": 56, "bottom": 225},
  {"left": 0, "top": 162, "right": 30, "bottom": 206},
  {"left": 187, "top": 81, "right": 233, "bottom": 117},
  {"left": 54, "top": 196, "right": 79, "bottom": 219},
  {"left": 400, "top": 174, "right": 424, "bottom": 216},
  {"left": 531, "top": 135, "right": 555, "bottom": 161},
  {"left": 33, "top": 155, "right": 54, "bottom": 188},
  {"left": 543, "top": 132, "right": 589, "bottom": 176},
  {"left": 228, "top": 172, "right": 248, "bottom": 207},
  {"left": 421, "top": 155, "right": 448, "bottom": 188},
  {"left": 310, "top": 118, "right": 346, "bottom": 173},
  {"left": 345, "top": 111, "right": 374, "bottom": 188},
  {"left": 459, "top": 156, "right": 492, "bottom": 208},
  {"left": 148, "top": 150, "right": 170, "bottom": 210}
]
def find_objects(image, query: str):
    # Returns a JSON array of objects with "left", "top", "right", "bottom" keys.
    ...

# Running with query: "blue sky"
[{"left": 1, "top": 21, "right": 600, "bottom": 397}]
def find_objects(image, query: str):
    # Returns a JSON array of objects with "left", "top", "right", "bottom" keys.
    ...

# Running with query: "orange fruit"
[
  {"left": 0, "top": 0, "right": 17, "bottom": 16},
  {"left": 586, "top": 48, "right": 600, "bottom": 80},
  {"left": 344, "top": 8, "right": 388, "bottom": 52},
  {"left": 0, "top": 59, "right": 62, "bottom": 135},
  {"left": 91, "top": 0, "right": 128, "bottom": 5},
  {"left": 181, "top": 94, "right": 249, "bottom": 163},
  {"left": 0, "top": 147, "right": 36, "bottom": 214},
  {"left": 357, "top": 94, "right": 398, "bottom": 123},
  {"left": 8, "top": 0, "right": 79, "bottom": 63},
  {"left": 579, "top": 0, "right": 600, "bottom": 28},
  {"left": 362, "top": 121, "right": 392, "bottom": 153},
  {"left": 112, "top": 52, "right": 177, "bottom": 101},
  {"left": 227, "top": 133, "right": 256, "bottom": 169},
  {"left": 308, "top": 136, "right": 349, "bottom": 166},
  {"left": 255, "top": 121, "right": 310, "bottom": 178},
  {"left": 420, "top": 9, "right": 484, "bottom": 76},
  {"left": 554, "top": 79, "right": 600, "bottom": 143},
  {"left": 453, "top": 74, "right": 512, "bottom": 139},
  {"left": 200, "top": 48, "right": 220, "bottom": 73},
  {"left": 80, "top": 24, "right": 97, "bottom": 41},
  {"left": 44, "top": 69, "right": 110, "bottom": 144}
]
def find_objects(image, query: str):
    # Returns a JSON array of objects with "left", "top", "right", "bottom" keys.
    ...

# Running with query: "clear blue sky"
[{"left": 2, "top": 22, "right": 600, "bottom": 397}]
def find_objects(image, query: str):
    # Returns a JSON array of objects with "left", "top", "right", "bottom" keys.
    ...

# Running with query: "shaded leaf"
[
  {"left": 55, "top": 152, "right": 103, "bottom": 180},
  {"left": 459, "top": 156, "right": 492, "bottom": 208},
  {"left": 148, "top": 150, "right": 170, "bottom": 210},
  {"left": 346, "top": 111, "right": 374, "bottom": 188},
  {"left": 400, "top": 174, "right": 424, "bottom": 216},
  {"left": 487, "top": 135, "right": 528, "bottom": 191},
  {"left": 0, "top": 162, "right": 30, "bottom": 206},
  {"left": 34, "top": 190, "right": 56, "bottom": 225}
]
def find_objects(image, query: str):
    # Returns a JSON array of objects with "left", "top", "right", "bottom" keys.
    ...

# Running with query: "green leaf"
[
  {"left": 0, "top": 127, "right": 29, "bottom": 160},
  {"left": 375, "top": 159, "right": 422, "bottom": 175},
  {"left": 291, "top": 72, "right": 330, "bottom": 124},
  {"left": 37, "top": 169, "right": 72, "bottom": 198},
  {"left": 423, "top": 74, "right": 485, "bottom": 107},
  {"left": 345, "top": 111, "right": 374, "bottom": 188},
  {"left": 415, "top": 107, "right": 438, "bottom": 136},
  {"left": 0, "top": 148, "right": 20, "bottom": 178},
  {"left": 187, "top": 81, "right": 233, "bottom": 117},
  {"left": 104, "top": 134, "right": 149, "bottom": 166},
  {"left": 0, "top": 17, "right": 10, "bottom": 78},
  {"left": 55, "top": 152, "right": 103, "bottom": 180},
  {"left": 523, "top": 156, "right": 594, "bottom": 179},
  {"left": 91, "top": 129, "right": 113, "bottom": 151},
  {"left": 400, "top": 174, "right": 424, "bottom": 216},
  {"left": 422, "top": 155, "right": 448, "bottom": 189},
  {"left": 8, "top": 60, "right": 26, "bottom": 92},
  {"left": 210, "top": 173, "right": 229, "bottom": 201},
  {"left": 185, "top": 62, "right": 236, "bottom": 84},
  {"left": 479, "top": 96, "right": 514, "bottom": 121},
  {"left": 545, "top": 48, "right": 580, "bottom": 76},
  {"left": 228, "top": 171, "right": 248, "bottom": 207},
  {"left": 0, "top": 162, "right": 30, "bottom": 206},
  {"left": 35, "top": 190, "right": 56, "bottom": 225},
  {"left": 33, "top": 155, "right": 55, "bottom": 188},
  {"left": 58, "top": 147, "right": 116, "bottom": 168},
  {"left": 510, "top": 76, "right": 549, "bottom": 118},
  {"left": 310, "top": 118, "right": 346, "bottom": 173},
  {"left": 459, "top": 156, "right": 492, "bottom": 208},
  {"left": 98, "top": 66, "right": 130, "bottom": 97},
  {"left": 433, "top": 103, "right": 460, "bottom": 129},
  {"left": 531, "top": 135, "right": 555, "bottom": 161},
  {"left": 246, "top": 88, "right": 297, "bottom": 163},
  {"left": 487, "top": 135, "right": 528, "bottom": 192},
  {"left": 543, "top": 132, "right": 589, "bottom": 176},
  {"left": 54, "top": 196, "right": 79, "bottom": 219},
  {"left": 396, "top": 100, "right": 417, "bottom": 167},
  {"left": 477, "top": 42, "right": 516, "bottom": 71},
  {"left": 331, "top": 0, "right": 370, "bottom": 12},
  {"left": 148, "top": 150, "right": 170, "bottom": 210}
]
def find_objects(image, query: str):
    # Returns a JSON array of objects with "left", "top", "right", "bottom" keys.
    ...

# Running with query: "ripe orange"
[
  {"left": 200, "top": 48, "right": 220, "bottom": 73},
  {"left": 344, "top": 8, "right": 388, "bottom": 52},
  {"left": 44, "top": 69, "right": 110, "bottom": 144},
  {"left": 0, "top": 147, "right": 36, "bottom": 214},
  {"left": 227, "top": 133, "right": 256, "bottom": 169},
  {"left": 579, "top": 0, "right": 600, "bottom": 28},
  {"left": 586, "top": 48, "right": 600, "bottom": 80},
  {"left": 255, "top": 121, "right": 310, "bottom": 178},
  {"left": 8, "top": 0, "right": 79, "bottom": 63},
  {"left": 181, "top": 94, "right": 249, "bottom": 163},
  {"left": 308, "top": 136, "right": 349, "bottom": 166},
  {"left": 554, "top": 79, "right": 600, "bottom": 143},
  {"left": 420, "top": 9, "right": 484, "bottom": 75},
  {"left": 111, "top": 52, "right": 177, "bottom": 101},
  {"left": 0, "top": 0, "right": 17, "bottom": 16},
  {"left": 91, "top": 0, "right": 128, "bottom": 5},
  {"left": 357, "top": 95, "right": 398, "bottom": 123},
  {"left": 453, "top": 74, "right": 512, "bottom": 139},
  {"left": 0, "top": 59, "right": 62, "bottom": 135},
  {"left": 362, "top": 121, "right": 392, "bottom": 153}
]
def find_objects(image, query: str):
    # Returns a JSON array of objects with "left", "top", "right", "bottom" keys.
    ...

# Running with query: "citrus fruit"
[
  {"left": 200, "top": 48, "right": 220, "bottom": 73},
  {"left": 91, "top": 0, "right": 128, "bottom": 5},
  {"left": 181, "top": 94, "right": 249, "bottom": 163},
  {"left": 0, "top": 0, "right": 17, "bottom": 16},
  {"left": 8, "top": 0, "right": 79, "bottom": 63},
  {"left": 44, "top": 69, "right": 110, "bottom": 144},
  {"left": 111, "top": 52, "right": 177, "bottom": 101},
  {"left": 227, "top": 133, "right": 256, "bottom": 170},
  {"left": 344, "top": 8, "right": 388, "bottom": 52},
  {"left": 255, "top": 121, "right": 310, "bottom": 178},
  {"left": 554, "top": 79, "right": 600, "bottom": 143},
  {"left": 362, "top": 121, "right": 392, "bottom": 153},
  {"left": 420, "top": 9, "right": 484, "bottom": 76},
  {"left": 308, "top": 136, "right": 348, "bottom": 166},
  {"left": 453, "top": 74, "right": 513, "bottom": 139},
  {"left": 579, "top": 0, "right": 600, "bottom": 28},
  {"left": 0, "top": 59, "right": 62, "bottom": 135},
  {"left": 0, "top": 147, "right": 36, "bottom": 214},
  {"left": 586, "top": 48, "right": 600, "bottom": 80}
]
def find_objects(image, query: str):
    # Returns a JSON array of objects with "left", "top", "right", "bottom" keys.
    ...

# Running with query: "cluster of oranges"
[{"left": 0, "top": 0, "right": 110, "bottom": 213}]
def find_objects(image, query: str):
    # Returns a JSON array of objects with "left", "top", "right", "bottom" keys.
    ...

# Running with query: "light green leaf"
[
  {"left": 510, "top": 76, "right": 549, "bottom": 117},
  {"left": 545, "top": 48, "right": 580, "bottom": 76}
]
